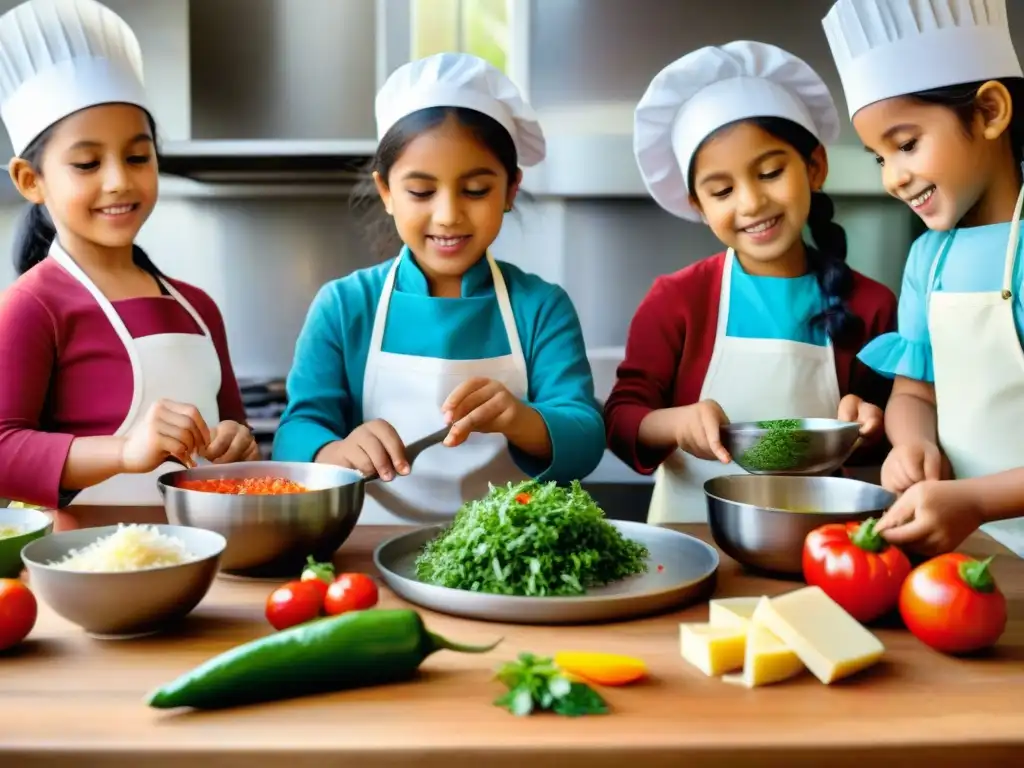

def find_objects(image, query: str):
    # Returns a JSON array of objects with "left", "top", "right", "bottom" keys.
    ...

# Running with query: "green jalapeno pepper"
[{"left": 147, "top": 608, "right": 501, "bottom": 710}]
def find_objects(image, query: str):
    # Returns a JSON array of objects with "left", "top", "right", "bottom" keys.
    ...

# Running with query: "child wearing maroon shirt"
[
  {"left": 0, "top": 0, "right": 254, "bottom": 529},
  {"left": 606, "top": 41, "right": 897, "bottom": 524}
]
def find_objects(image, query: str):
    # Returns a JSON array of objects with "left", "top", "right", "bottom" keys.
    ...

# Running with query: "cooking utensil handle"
[{"left": 362, "top": 426, "right": 450, "bottom": 483}]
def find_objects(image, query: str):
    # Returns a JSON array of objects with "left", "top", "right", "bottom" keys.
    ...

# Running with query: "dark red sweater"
[{"left": 604, "top": 252, "right": 899, "bottom": 474}]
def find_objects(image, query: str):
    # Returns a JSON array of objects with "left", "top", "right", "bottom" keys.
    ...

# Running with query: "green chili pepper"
[{"left": 146, "top": 608, "right": 501, "bottom": 710}]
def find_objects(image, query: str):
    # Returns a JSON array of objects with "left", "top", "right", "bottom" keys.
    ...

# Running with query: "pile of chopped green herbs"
[
  {"left": 413, "top": 480, "right": 649, "bottom": 597},
  {"left": 494, "top": 652, "right": 608, "bottom": 717},
  {"left": 738, "top": 419, "right": 811, "bottom": 472}
]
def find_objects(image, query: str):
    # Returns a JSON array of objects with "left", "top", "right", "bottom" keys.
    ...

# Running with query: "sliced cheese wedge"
[
  {"left": 752, "top": 586, "right": 884, "bottom": 684},
  {"left": 721, "top": 620, "right": 805, "bottom": 688},
  {"left": 709, "top": 596, "right": 760, "bottom": 629},
  {"left": 679, "top": 623, "right": 746, "bottom": 676}
]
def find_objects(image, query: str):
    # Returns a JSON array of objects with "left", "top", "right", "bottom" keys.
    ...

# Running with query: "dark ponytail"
[
  {"left": 805, "top": 190, "right": 863, "bottom": 345},
  {"left": 11, "top": 111, "right": 164, "bottom": 277},
  {"left": 12, "top": 202, "right": 56, "bottom": 275}
]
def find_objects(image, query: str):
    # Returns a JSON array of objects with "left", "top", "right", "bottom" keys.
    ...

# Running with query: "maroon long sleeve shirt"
[
  {"left": 604, "top": 252, "right": 899, "bottom": 474},
  {"left": 0, "top": 257, "right": 248, "bottom": 508}
]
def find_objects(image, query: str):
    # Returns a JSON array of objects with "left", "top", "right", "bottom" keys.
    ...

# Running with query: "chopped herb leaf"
[
  {"left": 493, "top": 652, "right": 609, "bottom": 717},
  {"left": 414, "top": 480, "right": 649, "bottom": 597}
]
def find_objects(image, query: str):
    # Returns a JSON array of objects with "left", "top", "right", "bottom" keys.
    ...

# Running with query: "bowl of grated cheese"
[{"left": 20, "top": 523, "right": 225, "bottom": 638}]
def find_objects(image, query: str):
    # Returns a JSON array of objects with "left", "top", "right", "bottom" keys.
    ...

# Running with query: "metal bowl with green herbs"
[
  {"left": 412, "top": 480, "right": 650, "bottom": 597},
  {"left": 722, "top": 418, "right": 862, "bottom": 476}
]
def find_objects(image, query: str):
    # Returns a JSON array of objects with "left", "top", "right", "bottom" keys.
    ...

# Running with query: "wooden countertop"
[{"left": 2, "top": 525, "right": 1022, "bottom": 768}]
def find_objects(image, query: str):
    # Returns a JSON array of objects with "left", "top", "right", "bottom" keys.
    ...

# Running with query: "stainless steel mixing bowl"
[
  {"left": 720, "top": 418, "right": 862, "bottom": 475},
  {"left": 21, "top": 524, "right": 224, "bottom": 638},
  {"left": 704, "top": 474, "right": 896, "bottom": 576},
  {"left": 158, "top": 461, "right": 365, "bottom": 577},
  {"left": 157, "top": 428, "right": 449, "bottom": 577}
]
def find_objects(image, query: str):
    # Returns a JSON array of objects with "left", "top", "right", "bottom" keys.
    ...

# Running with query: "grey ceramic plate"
[{"left": 373, "top": 521, "right": 719, "bottom": 625}]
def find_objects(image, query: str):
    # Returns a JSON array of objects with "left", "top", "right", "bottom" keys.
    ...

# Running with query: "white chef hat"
[
  {"left": 0, "top": 0, "right": 148, "bottom": 157},
  {"left": 634, "top": 41, "right": 840, "bottom": 221},
  {"left": 375, "top": 52, "right": 546, "bottom": 167},
  {"left": 824, "top": 0, "right": 1023, "bottom": 118}
]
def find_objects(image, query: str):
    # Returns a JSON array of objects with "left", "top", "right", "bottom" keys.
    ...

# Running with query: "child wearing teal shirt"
[{"left": 273, "top": 53, "right": 603, "bottom": 523}]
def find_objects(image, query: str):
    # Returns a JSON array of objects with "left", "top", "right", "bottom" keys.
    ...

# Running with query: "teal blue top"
[
  {"left": 858, "top": 223, "right": 1024, "bottom": 382},
  {"left": 272, "top": 248, "right": 605, "bottom": 483},
  {"left": 726, "top": 256, "right": 829, "bottom": 345}
]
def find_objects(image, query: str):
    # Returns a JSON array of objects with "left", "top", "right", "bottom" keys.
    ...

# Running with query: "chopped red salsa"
[{"left": 178, "top": 477, "right": 309, "bottom": 495}]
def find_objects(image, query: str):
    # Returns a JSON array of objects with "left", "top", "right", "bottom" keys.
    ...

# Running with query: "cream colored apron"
[
  {"left": 50, "top": 242, "right": 222, "bottom": 509},
  {"left": 928, "top": 185, "right": 1024, "bottom": 556},
  {"left": 648, "top": 249, "right": 841, "bottom": 524},
  {"left": 358, "top": 251, "right": 530, "bottom": 524}
]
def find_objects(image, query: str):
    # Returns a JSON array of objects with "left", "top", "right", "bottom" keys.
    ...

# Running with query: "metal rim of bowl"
[
  {"left": 703, "top": 475, "right": 895, "bottom": 516},
  {"left": 20, "top": 524, "right": 227, "bottom": 576},
  {"left": 720, "top": 418, "right": 861, "bottom": 436},
  {"left": 156, "top": 460, "right": 365, "bottom": 496}
]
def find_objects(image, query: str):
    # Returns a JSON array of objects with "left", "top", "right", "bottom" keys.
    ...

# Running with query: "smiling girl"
[
  {"left": 605, "top": 41, "right": 898, "bottom": 523},
  {"left": 273, "top": 53, "right": 604, "bottom": 524},
  {"left": 0, "top": 0, "right": 254, "bottom": 529},
  {"left": 823, "top": 0, "right": 1024, "bottom": 555}
]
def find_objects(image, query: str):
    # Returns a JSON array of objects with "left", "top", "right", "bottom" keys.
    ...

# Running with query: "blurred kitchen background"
[{"left": 0, "top": 0, "right": 988, "bottom": 508}]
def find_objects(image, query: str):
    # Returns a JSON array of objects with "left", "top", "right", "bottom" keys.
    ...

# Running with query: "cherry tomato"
[
  {"left": 899, "top": 553, "right": 1007, "bottom": 655},
  {"left": 265, "top": 580, "right": 324, "bottom": 631},
  {"left": 0, "top": 578, "right": 37, "bottom": 651},
  {"left": 324, "top": 573, "right": 379, "bottom": 616},
  {"left": 802, "top": 518, "right": 912, "bottom": 623}
]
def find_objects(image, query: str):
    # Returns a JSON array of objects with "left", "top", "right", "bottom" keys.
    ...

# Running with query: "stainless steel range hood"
[{"left": 159, "top": 139, "right": 377, "bottom": 183}]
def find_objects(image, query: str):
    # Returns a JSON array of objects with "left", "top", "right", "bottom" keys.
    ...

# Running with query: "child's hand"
[
  {"left": 837, "top": 394, "right": 883, "bottom": 438},
  {"left": 317, "top": 419, "right": 409, "bottom": 480},
  {"left": 442, "top": 377, "right": 523, "bottom": 447},
  {"left": 119, "top": 399, "right": 211, "bottom": 472},
  {"left": 881, "top": 440, "right": 949, "bottom": 494},
  {"left": 874, "top": 480, "right": 983, "bottom": 556},
  {"left": 675, "top": 399, "right": 731, "bottom": 464},
  {"left": 201, "top": 420, "right": 259, "bottom": 464}
]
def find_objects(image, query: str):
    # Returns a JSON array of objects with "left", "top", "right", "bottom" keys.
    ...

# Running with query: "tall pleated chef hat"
[
  {"left": 824, "top": 0, "right": 1023, "bottom": 118},
  {"left": 634, "top": 41, "right": 840, "bottom": 221},
  {"left": 0, "top": 0, "right": 148, "bottom": 157},
  {"left": 375, "top": 52, "right": 546, "bottom": 167}
]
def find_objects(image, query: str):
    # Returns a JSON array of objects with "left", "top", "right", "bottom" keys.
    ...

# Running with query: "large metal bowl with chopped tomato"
[{"left": 156, "top": 461, "right": 366, "bottom": 578}]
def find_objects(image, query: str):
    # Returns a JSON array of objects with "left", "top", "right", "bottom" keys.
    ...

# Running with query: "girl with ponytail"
[
  {"left": 605, "top": 41, "right": 899, "bottom": 526},
  {"left": 0, "top": 0, "right": 254, "bottom": 529}
]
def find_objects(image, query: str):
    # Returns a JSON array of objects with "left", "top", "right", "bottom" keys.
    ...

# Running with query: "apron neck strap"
[{"left": 1002, "top": 183, "right": 1024, "bottom": 296}]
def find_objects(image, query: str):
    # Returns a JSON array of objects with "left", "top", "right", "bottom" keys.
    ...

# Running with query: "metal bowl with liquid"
[{"left": 704, "top": 474, "right": 896, "bottom": 576}]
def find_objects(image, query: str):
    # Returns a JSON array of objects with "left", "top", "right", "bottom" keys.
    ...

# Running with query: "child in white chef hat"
[
  {"left": 0, "top": 0, "right": 254, "bottom": 524},
  {"left": 274, "top": 53, "right": 604, "bottom": 525},
  {"left": 605, "top": 40, "right": 898, "bottom": 525},
  {"left": 824, "top": 0, "right": 1024, "bottom": 556}
]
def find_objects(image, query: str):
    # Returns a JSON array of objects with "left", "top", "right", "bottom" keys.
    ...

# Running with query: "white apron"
[
  {"left": 50, "top": 242, "right": 222, "bottom": 507},
  {"left": 928, "top": 185, "right": 1024, "bottom": 556},
  {"left": 358, "top": 252, "right": 530, "bottom": 524},
  {"left": 648, "top": 249, "right": 842, "bottom": 524}
]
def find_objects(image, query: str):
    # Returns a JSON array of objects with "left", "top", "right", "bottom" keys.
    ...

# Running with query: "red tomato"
[
  {"left": 802, "top": 518, "right": 912, "bottom": 623},
  {"left": 324, "top": 573, "right": 379, "bottom": 616},
  {"left": 265, "top": 580, "right": 324, "bottom": 631},
  {"left": 0, "top": 578, "right": 37, "bottom": 651},
  {"left": 899, "top": 553, "right": 1007, "bottom": 655}
]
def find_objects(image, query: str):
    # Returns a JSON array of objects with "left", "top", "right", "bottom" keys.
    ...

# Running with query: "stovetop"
[{"left": 238, "top": 378, "right": 287, "bottom": 435}]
